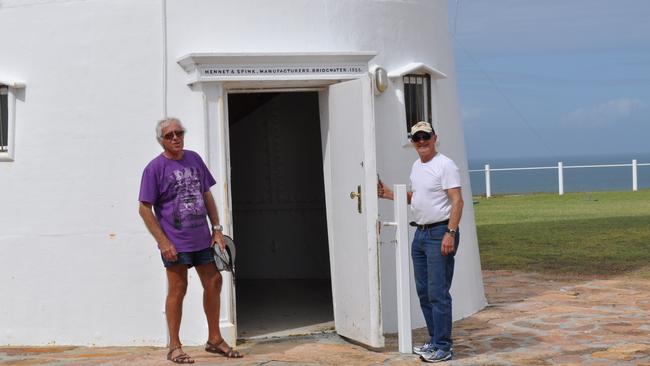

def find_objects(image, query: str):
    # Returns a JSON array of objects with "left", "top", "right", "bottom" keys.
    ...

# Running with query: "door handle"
[{"left": 349, "top": 185, "right": 362, "bottom": 213}]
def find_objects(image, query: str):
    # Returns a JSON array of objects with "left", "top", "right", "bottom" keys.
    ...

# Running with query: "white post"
[
  {"left": 393, "top": 184, "right": 412, "bottom": 354},
  {"left": 485, "top": 164, "right": 491, "bottom": 198},
  {"left": 558, "top": 162, "right": 564, "bottom": 196},
  {"left": 632, "top": 159, "right": 638, "bottom": 191}
]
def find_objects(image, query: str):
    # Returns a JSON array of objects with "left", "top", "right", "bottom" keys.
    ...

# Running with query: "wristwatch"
[
  {"left": 445, "top": 228, "right": 457, "bottom": 237},
  {"left": 212, "top": 224, "right": 223, "bottom": 232}
]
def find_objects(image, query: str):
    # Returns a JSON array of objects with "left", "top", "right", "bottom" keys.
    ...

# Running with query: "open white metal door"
[{"left": 321, "top": 76, "right": 383, "bottom": 348}]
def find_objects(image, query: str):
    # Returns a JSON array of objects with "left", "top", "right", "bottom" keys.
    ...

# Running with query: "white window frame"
[
  {"left": 0, "top": 80, "right": 24, "bottom": 162},
  {"left": 396, "top": 74, "right": 439, "bottom": 147},
  {"left": 402, "top": 74, "right": 433, "bottom": 132},
  {"left": 387, "top": 63, "right": 447, "bottom": 147}
]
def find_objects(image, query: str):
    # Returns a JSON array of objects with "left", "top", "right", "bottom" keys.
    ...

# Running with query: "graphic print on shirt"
[{"left": 169, "top": 167, "right": 206, "bottom": 229}]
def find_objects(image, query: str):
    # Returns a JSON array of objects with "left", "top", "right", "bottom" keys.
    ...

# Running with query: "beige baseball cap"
[{"left": 410, "top": 121, "right": 434, "bottom": 136}]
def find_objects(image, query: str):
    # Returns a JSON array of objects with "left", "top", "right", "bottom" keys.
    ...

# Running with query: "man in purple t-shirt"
[{"left": 139, "top": 118, "right": 242, "bottom": 363}]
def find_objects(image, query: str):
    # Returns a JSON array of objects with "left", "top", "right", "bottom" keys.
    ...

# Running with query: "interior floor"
[
  {"left": 228, "top": 91, "right": 333, "bottom": 339},
  {"left": 236, "top": 279, "right": 334, "bottom": 339}
]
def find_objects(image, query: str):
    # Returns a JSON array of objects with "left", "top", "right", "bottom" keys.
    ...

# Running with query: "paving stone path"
[
  {"left": 450, "top": 270, "right": 650, "bottom": 366},
  {"left": 2, "top": 270, "right": 649, "bottom": 365}
]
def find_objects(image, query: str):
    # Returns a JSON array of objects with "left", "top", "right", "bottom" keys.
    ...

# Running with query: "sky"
[{"left": 449, "top": 0, "right": 650, "bottom": 160}]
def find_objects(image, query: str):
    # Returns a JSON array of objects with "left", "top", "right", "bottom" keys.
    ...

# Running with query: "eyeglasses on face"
[
  {"left": 411, "top": 133, "right": 432, "bottom": 142},
  {"left": 163, "top": 130, "right": 185, "bottom": 140}
]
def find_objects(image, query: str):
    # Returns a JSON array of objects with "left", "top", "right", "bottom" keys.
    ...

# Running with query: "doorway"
[{"left": 227, "top": 91, "right": 334, "bottom": 339}]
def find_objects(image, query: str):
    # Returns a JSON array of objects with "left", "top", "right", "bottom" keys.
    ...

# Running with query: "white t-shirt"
[{"left": 409, "top": 153, "right": 461, "bottom": 225}]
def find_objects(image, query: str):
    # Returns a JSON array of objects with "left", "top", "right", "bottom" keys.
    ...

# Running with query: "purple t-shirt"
[{"left": 139, "top": 150, "right": 217, "bottom": 253}]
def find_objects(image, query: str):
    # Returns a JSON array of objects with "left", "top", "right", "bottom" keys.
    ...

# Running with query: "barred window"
[
  {"left": 403, "top": 74, "right": 432, "bottom": 134},
  {"left": 1, "top": 85, "right": 8, "bottom": 153}
]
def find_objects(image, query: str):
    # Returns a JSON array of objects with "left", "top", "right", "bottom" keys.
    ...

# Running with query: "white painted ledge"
[
  {"left": 387, "top": 62, "right": 447, "bottom": 79},
  {"left": 177, "top": 52, "right": 377, "bottom": 73},
  {"left": 0, "top": 79, "right": 26, "bottom": 88}
]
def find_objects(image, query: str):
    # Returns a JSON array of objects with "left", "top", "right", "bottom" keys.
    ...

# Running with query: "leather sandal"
[
  {"left": 205, "top": 339, "right": 243, "bottom": 358},
  {"left": 167, "top": 346, "right": 195, "bottom": 364}
]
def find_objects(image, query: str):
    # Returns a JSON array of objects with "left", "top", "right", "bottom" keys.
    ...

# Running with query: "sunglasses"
[
  {"left": 411, "top": 133, "right": 432, "bottom": 142},
  {"left": 163, "top": 130, "right": 185, "bottom": 140}
]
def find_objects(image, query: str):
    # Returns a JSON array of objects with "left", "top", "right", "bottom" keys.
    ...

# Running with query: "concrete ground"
[
  {"left": 236, "top": 279, "right": 334, "bottom": 339},
  {"left": 2, "top": 270, "right": 650, "bottom": 365}
]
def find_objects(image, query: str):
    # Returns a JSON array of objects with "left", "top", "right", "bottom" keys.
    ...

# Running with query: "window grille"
[
  {"left": 0, "top": 85, "right": 8, "bottom": 152},
  {"left": 403, "top": 74, "right": 432, "bottom": 134}
]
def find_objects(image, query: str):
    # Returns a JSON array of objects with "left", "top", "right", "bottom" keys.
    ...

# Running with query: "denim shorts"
[{"left": 161, "top": 246, "right": 215, "bottom": 268}]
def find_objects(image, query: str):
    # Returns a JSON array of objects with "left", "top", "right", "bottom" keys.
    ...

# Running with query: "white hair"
[{"left": 155, "top": 117, "right": 185, "bottom": 145}]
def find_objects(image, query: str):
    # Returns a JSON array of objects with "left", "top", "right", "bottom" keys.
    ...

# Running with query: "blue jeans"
[{"left": 411, "top": 225, "right": 459, "bottom": 352}]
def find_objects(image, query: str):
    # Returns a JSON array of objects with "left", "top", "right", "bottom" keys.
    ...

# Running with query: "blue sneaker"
[
  {"left": 412, "top": 342, "right": 435, "bottom": 356},
  {"left": 421, "top": 349, "right": 452, "bottom": 363}
]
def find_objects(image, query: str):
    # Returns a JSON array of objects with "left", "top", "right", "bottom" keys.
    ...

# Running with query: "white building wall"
[
  {"left": 0, "top": 0, "right": 485, "bottom": 346},
  {"left": 0, "top": 0, "right": 170, "bottom": 346}
]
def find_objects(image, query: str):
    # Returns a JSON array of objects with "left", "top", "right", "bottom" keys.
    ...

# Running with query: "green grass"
[{"left": 473, "top": 189, "right": 650, "bottom": 276}]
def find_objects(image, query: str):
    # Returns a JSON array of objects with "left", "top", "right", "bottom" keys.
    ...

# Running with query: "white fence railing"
[
  {"left": 469, "top": 159, "right": 650, "bottom": 197},
  {"left": 381, "top": 184, "right": 411, "bottom": 353}
]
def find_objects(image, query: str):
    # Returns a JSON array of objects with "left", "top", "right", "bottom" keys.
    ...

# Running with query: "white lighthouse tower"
[{"left": 0, "top": 0, "right": 485, "bottom": 347}]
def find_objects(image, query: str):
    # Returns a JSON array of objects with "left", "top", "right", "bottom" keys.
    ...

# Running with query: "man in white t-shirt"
[{"left": 378, "top": 121, "right": 463, "bottom": 363}]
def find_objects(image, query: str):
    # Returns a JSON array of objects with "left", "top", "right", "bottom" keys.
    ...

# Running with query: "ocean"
[{"left": 467, "top": 153, "right": 650, "bottom": 196}]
